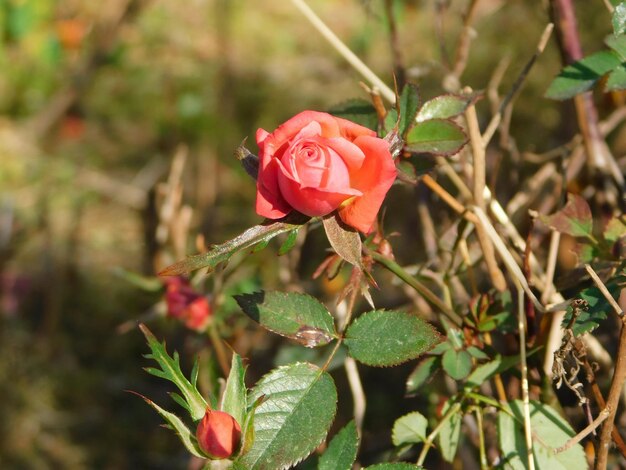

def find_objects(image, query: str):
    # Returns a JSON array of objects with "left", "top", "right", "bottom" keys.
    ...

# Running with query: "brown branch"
[{"left": 384, "top": 0, "right": 405, "bottom": 89}]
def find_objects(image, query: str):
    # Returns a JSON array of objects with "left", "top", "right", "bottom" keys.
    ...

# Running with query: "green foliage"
[
  {"left": 364, "top": 464, "right": 424, "bottom": 469},
  {"left": 237, "top": 363, "right": 337, "bottom": 470},
  {"left": 441, "top": 348, "right": 472, "bottom": 380},
  {"left": 235, "top": 291, "right": 337, "bottom": 347},
  {"left": 498, "top": 400, "right": 586, "bottom": 469},
  {"left": 344, "top": 310, "right": 441, "bottom": 366},
  {"left": 437, "top": 400, "right": 462, "bottom": 463},
  {"left": 561, "top": 279, "right": 624, "bottom": 336},
  {"left": 545, "top": 49, "right": 625, "bottom": 99},
  {"left": 318, "top": 421, "right": 359, "bottom": 470},
  {"left": 392, "top": 411, "right": 428, "bottom": 446},
  {"left": 140, "top": 324, "right": 208, "bottom": 421},
  {"left": 328, "top": 99, "right": 379, "bottom": 131},
  {"left": 405, "top": 119, "right": 468, "bottom": 156},
  {"left": 466, "top": 354, "right": 526, "bottom": 389},
  {"left": 159, "top": 217, "right": 308, "bottom": 276},
  {"left": 222, "top": 354, "right": 248, "bottom": 428},
  {"left": 416, "top": 94, "right": 472, "bottom": 122},
  {"left": 398, "top": 83, "right": 420, "bottom": 138},
  {"left": 278, "top": 228, "right": 301, "bottom": 256},
  {"left": 138, "top": 396, "right": 205, "bottom": 458},
  {"left": 539, "top": 193, "right": 593, "bottom": 239},
  {"left": 405, "top": 356, "right": 439, "bottom": 394},
  {"left": 614, "top": 2, "right": 626, "bottom": 35}
]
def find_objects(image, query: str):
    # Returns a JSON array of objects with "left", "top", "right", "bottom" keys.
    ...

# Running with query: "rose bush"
[{"left": 255, "top": 110, "right": 396, "bottom": 233}]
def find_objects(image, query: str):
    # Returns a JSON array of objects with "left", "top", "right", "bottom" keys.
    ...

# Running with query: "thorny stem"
[
  {"left": 585, "top": 264, "right": 624, "bottom": 319},
  {"left": 369, "top": 250, "right": 462, "bottom": 325},
  {"left": 596, "top": 324, "right": 626, "bottom": 469},
  {"left": 475, "top": 407, "right": 488, "bottom": 470},
  {"left": 416, "top": 401, "right": 462, "bottom": 466},
  {"left": 207, "top": 321, "right": 230, "bottom": 376},
  {"left": 517, "top": 284, "right": 535, "bottom": 470},
  {"left": 554, "top": 408, "right": 610, "bottom": 454}
]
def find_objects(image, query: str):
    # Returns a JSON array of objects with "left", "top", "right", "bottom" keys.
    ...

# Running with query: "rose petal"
[
  {"left": 325, "top": 137, "right": 366, "bottom": 172},
  {"left": 277, "top": 174, "right": 359, "bottom": 217},
  {"left": 338, "top": 135, "right": 396, "bottom": 233},
  {"left": 270, "top": 111, "right": 341, "bottom": 148},
  {"left": 256, "top": 157, "right": 292, "bottom": 219}
]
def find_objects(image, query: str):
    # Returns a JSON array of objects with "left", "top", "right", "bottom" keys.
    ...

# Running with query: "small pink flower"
[
  {"left": 196, "top": 409, "right": 242, "bottom": 459},
  {"left": 164, "top": 277, "right": 212, "bottom": 332}
]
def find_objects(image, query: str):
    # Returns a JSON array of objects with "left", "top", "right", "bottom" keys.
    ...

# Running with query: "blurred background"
[{"left": 0, "top": 0, "right": 619, "bottom": 468}]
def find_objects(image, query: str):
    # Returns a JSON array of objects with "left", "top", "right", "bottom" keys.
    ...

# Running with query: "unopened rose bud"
[
  {"left": 164, "top": 277, "right": 212, "bottom": 332},
  {"left": 196, "top": 409, "right": 242, "bottom": 459}
]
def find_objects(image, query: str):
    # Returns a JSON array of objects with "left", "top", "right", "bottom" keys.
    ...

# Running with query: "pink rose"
[
  {"left": 196, "top": 409, "right": 242, "bottom": 459},
  {"left": 255, "top": 111, "right": 396, "bottom": 233}
]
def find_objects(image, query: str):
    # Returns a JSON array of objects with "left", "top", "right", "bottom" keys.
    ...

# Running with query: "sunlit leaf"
[
  {"left": 221, "top": 353, "right": 247, "bottom": 427},
  {"left": 329, "top": 99, "right": 379, "bottom": 131},
  {"left": 442, "top": 349, "right": 472, "bottom": 380},
  {"left": 406, "top": 356, "right": 440, "bottom": 395},
  {"left": 539, "top": 193, "right": 593, "bottom": 238},
  {"left": 398, "top": 83, "right": 420, "bottom": 137},
  {"left": 498, "top": 400, "right": 586, "bottom": 469},
  {"left": 614, "top": 3, "right": 626, "bottom": 35},
  {"left": 235, "top": 291, "right": 336, "bottom": 347},
  {"left": 318, "top": 421, "right": 359, "bottom": 470},
  {"left": 606, "top": 63, "right": 626, "bottom": 91},
  {"left": 159, "top": 216, "right": 308, "bottom": 276},
  {"left": 466, "top": 354, "right": 529, "bottom": 389},
  {"left": 140, "top": 324, "right": 208, "bottom": 421},
  {"left": 344, "top": 310, "right": 441, "bottom": 367},
  {"left": 137, "top": 394, "right": 206, "bottom": 458},
  {"left": 438, "top": 400, "right": 462, "bottom": 463},
  {"left": 416, "top": 94, "right": 472, "bottom": 122},
  {"left": 278, "top": 228, "right": 300, "bottom": 256},
  {"left": 561, "top": 280, "right": 624, "bottom": 336},
  {"left": 392, "top": 411, "right": 428, "bottom": 446},
  {"left": 322, "top": 212, "right": 363, "bottom": 269},
  {"left": 236, "top": 363, "right": 337, "bottom": 470},
  {"left": 364, "top": 464, "right": 424, "bottom": 469},
  {"left": 545, "top": 50, "right": 622, "bottom": 100},
  {"left": 405, "top": 119, "right": 468, "bottom": 156},
  {"left": 606, "top": 34, "right": 626, "bottom": 60}
]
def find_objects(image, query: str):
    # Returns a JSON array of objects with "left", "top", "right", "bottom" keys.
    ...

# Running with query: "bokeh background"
[{"left": 0, "top": 0, "right": 619, "bottom": 468}]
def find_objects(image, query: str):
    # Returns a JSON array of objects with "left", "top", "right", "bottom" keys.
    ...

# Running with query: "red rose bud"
[
  {"left": 164, "top": 277, "right": 212, "bottom": 332},
  {"left": 255, "top": 111, "right": 396, "bottom": 234},
  {"left": 196, "top": 409, "right": 242, "bottom": 459}
]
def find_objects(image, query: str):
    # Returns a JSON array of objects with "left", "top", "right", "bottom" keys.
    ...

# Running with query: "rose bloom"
[
  {"left": 164, "top": 277, "right": 211, "bottom": 332},
  {"left": 255, "top": 111, "right": 396, "bottom": 233}
]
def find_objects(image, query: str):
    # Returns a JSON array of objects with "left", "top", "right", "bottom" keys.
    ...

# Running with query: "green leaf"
[
  {"left": 221, "top": 353, "right": 247, "bottom": 427},
  {"left": 159, "top": 216, "right": 308, "bottom": 276},
  {"left": 364, "top": 464, "right": 424, "bottom": 469},
  {"left": 405, "top": 119, "right": 468, "bottom": 156},
  {"left": 235, "top": 291, "right": 336, "bottom": 347},
  {"left": 437, "top": 400, "right": 462, "bottom": 463},
  {"left": 614, "top": 3, "right": 626, "bottom": 35},
  {"left": 466, "top": 346, "right": 489, "bottom": 360},
  {"left": 606, "top": 63, "right": 626, "bottom": 91},
  {"left": 539, "top": 193, "right": 593, "bottom": 238},
  {"left": 606, "top": 34, "right": 626, "bottom": 60},
  {"left": 392, "top": 412, "right": 428, "bottom": 446},
  {"left": 329, "top": 99, "right": 378, "bottom": 131},
  {"left": 278, "top": 228, "right": 300, "bottom": 256},
  {"left": 466, "top": 354, "right": 524, "bottom": 389},
  {"left": 442, "top": 349, "right": 472, "bottom": 380},
  {"left": 318, "top": 421, "right": 359, "bottom": 470},
  {"left": 344, "top": 310, "right": 441, "bottom": 367},
  {"left": 603, "top": 216, "right": 626, "bottom": 243},
  {"left": 561, "top": 280, "right": 623, "bottom": 336},
  {"left": 137, "top": 394, "right": 205, "bottom": 458},
  {"left": 416, "top": 94, "right": 471, "bottom": 122},
  {"left": 406, "top": 356, "right": 440, "bottom": 394},
  {"left": 398, "top": 83, "right": 420, "bottom": 137},
  {"left": 236, "top": 363, "right": 338, "bottom": 470},
  {"left": 322, "top": 212, "right": 363, "bottom": 269},
  {"left": 140, "top": 324, "right": 208, "bottom": 421},
  {"left": 545, "top": 50, "right": 623, "bottom": 100},
  {"left": 498, "top": 400, "right": 586, "bottom": 470},
  {"left": 384, "top": 108, "right": 399, "bottom": 135}
]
